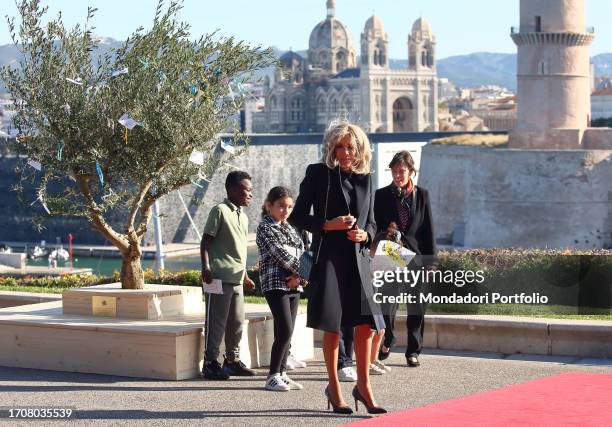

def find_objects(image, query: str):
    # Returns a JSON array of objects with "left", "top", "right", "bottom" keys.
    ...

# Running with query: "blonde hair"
[{"left": 322, "top": 120, "right": 372, "bottom": 174}]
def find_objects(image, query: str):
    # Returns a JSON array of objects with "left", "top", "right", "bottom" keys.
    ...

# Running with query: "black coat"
[
  {"left": 289, "top": 163, "right": 382, "bottom": 331},
  {"left": 374, "top": 184, "right": 437, "bottom": 260}
]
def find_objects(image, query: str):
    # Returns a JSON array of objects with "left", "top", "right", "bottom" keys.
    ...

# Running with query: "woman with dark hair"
[
  {"left": 289, "top": 121, "right": 386, "bottom": 415},
  {"left": 374, "top": 151, "right": 437, "bottom": 367},
  {"left": 256, "top": 186, "right": 306, "bottom": 392}
]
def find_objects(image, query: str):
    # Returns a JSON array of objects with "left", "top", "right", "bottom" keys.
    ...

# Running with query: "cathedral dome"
[
  {"left": 307, "top": 1, "right": 356, "bottom": 73},
  {"left": 309, "top": 17, "right": 355, "bottom": 53},
  {"left": 411, "top": 16, "right": 435, "bottom": 41},
  {"left": 279, "top": 51, "right": 304, "bottom": 68},
  {"left": 364, "top": 15, "right": 385, "bottom": 37}
]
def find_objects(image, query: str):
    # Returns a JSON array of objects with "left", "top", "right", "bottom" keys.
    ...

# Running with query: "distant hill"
[
  {"left": 2, "top": 40, "right": 612, "bottom": 93},
  {"left": 435, "top": 53, "right": 518, "bottom": 90},
  {"left": 592, "top": 53, "right": 612, "bottom": 77},
  {"left": 0, "top": 37, "right": 124, "bottom": 93},
  {"left": 263, "top": 50, "right": 612, "bottom": 91},
  {"left": 434, "top": 52, "right": 612, "bottom": 90}
]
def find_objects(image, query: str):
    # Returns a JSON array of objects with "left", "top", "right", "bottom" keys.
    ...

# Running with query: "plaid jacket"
[{"left": 256, "top": 215, "right": 305, "bottom": 293}]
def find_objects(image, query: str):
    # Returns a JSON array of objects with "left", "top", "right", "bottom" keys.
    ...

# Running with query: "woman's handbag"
[{"left": 298, "top": 250, "right": 314, "bottom": 280}]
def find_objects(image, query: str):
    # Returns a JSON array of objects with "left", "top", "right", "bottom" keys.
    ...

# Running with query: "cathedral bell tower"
[{"left": 361, "top": 15, "right": 389, "bottom": 69}]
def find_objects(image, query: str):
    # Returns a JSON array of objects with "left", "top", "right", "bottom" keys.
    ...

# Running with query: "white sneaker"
[
  {"left": 287, "top": 354, "right": 307, "bottom": 369},
  {"left": 285, "top": 359, "right": 296, "bottom": 371},
  {"left": 369, "top": 363, "right": 386, "bottom": 375},
  {"left": 337, "top": 366, "right": 357, "bottom": 382},
  {"left": 265, "top": 374, "right": 290, "bottom": 392},
  {"left": 373, "top": 359, "right": 391, "bottom": 372},
  {"left": 281, "top": 372, "right": 303, "bottom": 390}
]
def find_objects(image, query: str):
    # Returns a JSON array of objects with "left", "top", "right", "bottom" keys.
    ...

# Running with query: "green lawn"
[{"left": 0, "top": 285, "right": 71, "bottom": 294}]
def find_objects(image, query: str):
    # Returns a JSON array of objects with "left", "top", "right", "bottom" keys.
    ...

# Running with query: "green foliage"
[
  {"left": 0, "top": 267, "right": 261, "bottom": 294},
  {"left": 1, "top": 0, "right": 274, "bottom": 243},
  {"left": 592, "top": 117, "right": 612, "bottom": 128},
  {"left": 430, "top": 134, "right": 509, "bottom": 147}
]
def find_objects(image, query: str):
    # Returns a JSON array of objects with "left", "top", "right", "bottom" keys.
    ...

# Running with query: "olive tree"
[{"left": 1, "top": 0, "right": 273, "bottom": 289}]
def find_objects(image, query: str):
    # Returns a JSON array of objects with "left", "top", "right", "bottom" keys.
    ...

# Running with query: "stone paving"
[{"left": 1, "top": 347, "right": 611, "bottom": 426}]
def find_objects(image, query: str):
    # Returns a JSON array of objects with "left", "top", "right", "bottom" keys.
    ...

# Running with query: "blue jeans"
[{"left": 337, "top": 326, "right": 354, "bottom": 369}]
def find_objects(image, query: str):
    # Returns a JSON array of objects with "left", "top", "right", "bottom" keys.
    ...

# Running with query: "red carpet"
[{"left": 346, "top": 372, "right": 612, "bottom": 426}]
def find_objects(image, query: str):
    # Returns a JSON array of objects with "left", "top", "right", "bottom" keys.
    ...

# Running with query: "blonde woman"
[{"left": 289, "top": 121, "right": 386, "bottom": 415}]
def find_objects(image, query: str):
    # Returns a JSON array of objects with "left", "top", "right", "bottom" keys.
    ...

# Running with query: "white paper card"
[
  {"left": 118, "top": 113, "right": 143, "bottom": 130},
  {"left": 110, "top": 67, "right": 129, "bottom": 77},
  {"left": 27, "top": 159, "right": 42, "bottom": 171},
  {"left": 189, "top": 150, "right": 205, "bottom": 165},
  {"left": 203, "top": 278, "right": 223, "bottom": 294},
  {"left": 220, "top": 140, "right": 236, "bottom": 154},
  {"left": 370, "top": 240, "right": 416, "bottom": 273}
]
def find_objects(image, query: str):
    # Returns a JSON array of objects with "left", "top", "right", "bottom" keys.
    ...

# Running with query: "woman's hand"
[
  {"left": 347, "top": 227, "right": 368, "bottom": 243},
  {"left": 323, "top": 215, "right": 356, "bottom": 231},
  {"left": 243, "top": 275, "right": 256, "bottom": 290},
  {"left": 286, "top": 274, "right": 301, "bottom": 289},
  {"left": 201, "top": 267, "right": 213, "bottom": 285}
]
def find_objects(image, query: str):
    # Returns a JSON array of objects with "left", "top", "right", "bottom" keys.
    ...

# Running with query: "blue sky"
[{"left": 1, "top": 0, "right": 610, "bottom": 58}]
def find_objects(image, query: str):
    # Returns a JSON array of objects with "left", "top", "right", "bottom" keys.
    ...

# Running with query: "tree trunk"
[{"left": 120, "top": 246, "right": 145, "bottom": 290}]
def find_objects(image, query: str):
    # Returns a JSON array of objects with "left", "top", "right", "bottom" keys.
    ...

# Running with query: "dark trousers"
[
  {"left": 383, "top": 303, "right": 426, "bottom": 357},
  {"left": 338, "top": 325, "right": 354, "bottom": 369},
  {"left": 265, "top": 290, "right": 300, "bottom": 376}
]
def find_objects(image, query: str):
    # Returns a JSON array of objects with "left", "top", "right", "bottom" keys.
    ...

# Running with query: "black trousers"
[
  {"left": 265, "top": 290, "right": 300, "bottom": 376},
  {"left": 383, "top": 303, "right": 426, "bottom": 357}
]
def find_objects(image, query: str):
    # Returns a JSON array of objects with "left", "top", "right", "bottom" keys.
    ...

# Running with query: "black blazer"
[
  {"left": 289, "top": 163, "right": 376, "bottom": 285},
  {"left": 374, "top": 184, "right": 437, "bottom": 259}
]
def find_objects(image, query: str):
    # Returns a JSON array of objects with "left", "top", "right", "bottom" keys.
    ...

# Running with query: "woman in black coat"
[
  {"left": 374, "top": 150, "right": 437, "bottom": 367},
  {"left": 289, "top": 122, "right": 386, "bottom": 414}
]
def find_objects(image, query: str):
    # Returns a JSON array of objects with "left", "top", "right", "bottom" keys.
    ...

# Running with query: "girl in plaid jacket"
[{"left": 256, "top": 186, "right": 307, "bottom": 392}]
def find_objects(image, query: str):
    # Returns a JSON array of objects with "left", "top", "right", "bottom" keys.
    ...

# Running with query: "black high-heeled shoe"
[
  {"left": 325, "top": 386, "right": 353, "bottom": 414},
  {"left": 352, "top": 386, "right": 387, "bottom": 415},
  {"left": 378, "top": 347, "right": 391, "bottom": 361}
]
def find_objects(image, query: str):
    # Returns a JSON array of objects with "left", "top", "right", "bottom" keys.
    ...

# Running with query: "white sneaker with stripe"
[
  {"left": 281, "top": 372, "right": 303, "bottom": 390},
  {"left": 265, "top": 374, "right": 290, "bottom": 392}
]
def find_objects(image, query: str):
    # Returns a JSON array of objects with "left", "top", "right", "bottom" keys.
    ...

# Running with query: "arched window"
[
  {"left": 343, "top": 98, "right": 352, "bottom": 112},
  {"left": 318, "top": 98, "right": 326, "bottom": 113},
  {"left": 409, "top": 46, "right": 416, "bottom": 68},
  {"left": 291, "top": 97, "right": 304, "bottom": 122},
  {"left": 331, "top": 98, "right": 339, "bottom": 113},
  {"left": 421, "top": 51, "right": 426, "bottom": 66}
]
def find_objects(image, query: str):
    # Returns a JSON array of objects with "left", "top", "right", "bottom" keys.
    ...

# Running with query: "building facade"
[
  {"left": 591, "top": 79, "right": 612, "bottom": 121},
  {"left": 263, "top": 0, "right": 438, "bottom": 133}
]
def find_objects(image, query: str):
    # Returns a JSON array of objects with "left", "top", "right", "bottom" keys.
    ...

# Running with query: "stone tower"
[
  {"left": 510, "top": 0, "right": 595, "bottom": 148},
  {"left": 408, "top": 17, "right": 436, "bottom": 72},
  {"left": 361, "top": 15, "right": 389, "bottom": 69}
]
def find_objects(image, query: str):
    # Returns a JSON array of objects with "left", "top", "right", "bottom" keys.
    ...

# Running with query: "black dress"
[{"left": 289, "top": 163, "right": 384, "bottom": 333}]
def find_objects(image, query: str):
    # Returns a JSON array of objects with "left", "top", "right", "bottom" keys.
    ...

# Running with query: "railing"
[{"left": 511, "top": 25, "right": 595, "bottom": 34}]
